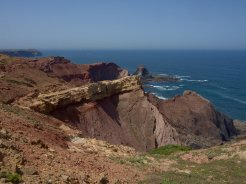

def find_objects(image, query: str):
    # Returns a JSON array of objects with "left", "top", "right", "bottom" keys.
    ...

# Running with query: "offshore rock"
[
  {"left": 133, "top": 65, "right": 151, "bottom": 78},
  {"left": 133, "top": 65, "right": 179, "bottom": 82}
]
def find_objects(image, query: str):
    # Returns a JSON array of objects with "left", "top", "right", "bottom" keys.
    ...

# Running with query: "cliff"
[
  {"left": 0, "top": 55, "right": 244, "bottom": 183},
  {"left": 0, "top": 55, "right": 239, "bottom": 151},
  {"left": 147, "top": 91, "right": 238, "bottom": 148}
]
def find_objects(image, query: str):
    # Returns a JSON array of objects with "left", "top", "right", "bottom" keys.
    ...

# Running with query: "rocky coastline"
[{"left": 0, "top": 54, "right": 245, "bottom": 183}]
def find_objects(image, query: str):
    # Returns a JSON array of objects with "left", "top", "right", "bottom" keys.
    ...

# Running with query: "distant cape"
[{"left": 0, "top": 49, "right": 42, "bottom": 57}]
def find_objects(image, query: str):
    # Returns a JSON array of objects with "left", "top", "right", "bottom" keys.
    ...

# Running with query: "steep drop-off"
[{"left": 0, "top": 55, "right": 238, "bottom": 152}]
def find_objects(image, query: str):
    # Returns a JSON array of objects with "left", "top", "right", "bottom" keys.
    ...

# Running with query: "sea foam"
[{"left": 149, "top": 85, "right": 180, "bottom": 91}]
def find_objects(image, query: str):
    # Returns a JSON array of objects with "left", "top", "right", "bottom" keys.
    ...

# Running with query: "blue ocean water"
[{"left": 42, "top": 50, "right": 246, "bottom": 121}]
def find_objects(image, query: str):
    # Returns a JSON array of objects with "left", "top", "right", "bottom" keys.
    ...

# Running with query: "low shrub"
[{"left": 149, "top": 145, "right": 191, "bottom": 155}]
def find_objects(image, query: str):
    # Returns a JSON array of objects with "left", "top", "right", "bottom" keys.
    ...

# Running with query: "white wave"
[
  {"left": 156, "top": 95, "right": 167, "bottom": 100},
  {"left": 211, "top": 90, "right": 246, "bottom": 105},
  {"left": 149, "top": 85, "right": 180, "bottom": 91},
  {"left": 230, "top": 97, "right": 246, "bottom": 105},
  {"left": 174, "top": 75, "right": 191, "bottom": 78},
  {"left": 181, "top": 79, "right": 208, "bottom": 82},
  {"left": 221, "top": 95, "right": 246, "bottom": 105},
  {"left": 151, "top": 93, "right": 167, "bottom": 100}
]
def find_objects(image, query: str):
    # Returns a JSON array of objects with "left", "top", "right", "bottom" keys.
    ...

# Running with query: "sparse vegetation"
[
  {"left": 110, "top": 155, "right": 150, "bottom": 167},
  {"left": 157, "top": 158, "right": 246, "bottom": 184},
  {"left": 1, "top": 103, "right": 41, "bottom": 125},
  {"left": 0, "top": 172, "right": 22, "bottom": 183},
  {"left": 161, "top": 179, "right": 178, "bottom": 184},
  {"left": 4, "top": 78, "right": 34, "bottom": 87},
  {"left": 149, "top": 145, "right": 191, "bottom": 156}
]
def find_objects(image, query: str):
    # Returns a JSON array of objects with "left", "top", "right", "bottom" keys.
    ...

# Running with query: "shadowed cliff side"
[
  {"left": 147, "top": 91, "right": 238, "bottom": 148},
  {"left": 51, "top": 89, "right": 180, "bottom": 151}
]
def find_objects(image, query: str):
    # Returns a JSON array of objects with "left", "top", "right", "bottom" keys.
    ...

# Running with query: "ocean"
[{"left": 42, "top": 50, "right": 246, "bottom": 121}]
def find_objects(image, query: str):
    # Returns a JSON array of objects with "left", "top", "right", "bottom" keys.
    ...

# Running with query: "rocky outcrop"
[
  {"left": 133, "top": 65, "right": 151, "bottom": 78},
  {"left": 133, "top": 65, "right": 179, "bottom": 82},
  {"left": 29, "top": 57, "right": 129, "bottom": 85},
  {"left": 18, "top": 76, "right": 141, "bottom": 114},
  {"left": 87, "top": 62, "right": 129, "bottom": 82},
  {"left": 147, "top": 91, "right": 238, "bottom": 148}
]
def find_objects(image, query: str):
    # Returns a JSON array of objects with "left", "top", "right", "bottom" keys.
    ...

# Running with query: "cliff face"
[
  {"left": 51, "top": 89, "right": 181, "bottom": 151},
  {"left": 0, "top": 56, "right": 238, "bottom": 151},
  {"left": 50, "top": 88, "right": 238, "bottom": 151},
  {"left": 147, "top": 91, "right": 238, "bottom": 148}
]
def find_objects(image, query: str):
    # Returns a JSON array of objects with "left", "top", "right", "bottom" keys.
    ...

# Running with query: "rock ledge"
[{"left": 17, "top": 76, "right": 141, "bottom": 113}]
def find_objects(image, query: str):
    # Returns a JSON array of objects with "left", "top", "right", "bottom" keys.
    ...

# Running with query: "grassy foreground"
[{"left": 111, "top": 143, "right": 246, "bottom": 184}]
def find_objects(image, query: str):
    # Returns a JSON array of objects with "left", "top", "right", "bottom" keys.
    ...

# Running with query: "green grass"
[
  {"left": 126, "top": 156, "right": 147, "bottom": 165},
  {"left": 161, "top": 179, "right": 179, "bottom": 184},
  {"left": 110, "top": 155, "right": 150, "bottom": 168},
  {"left": 149, "top": 145, "right": 191, "bottom": 156},
  {"left": 162, "top": 159, "right": 246, "bottom": 184},
  {"left": 0, "top": 172, "right": 22, "bottom": 183},
  {"left": 141, "top": 157, "right": 246, "bottom": 184},
  {"left": 141, "top": 143, "right": 246, "bottom": 184}
]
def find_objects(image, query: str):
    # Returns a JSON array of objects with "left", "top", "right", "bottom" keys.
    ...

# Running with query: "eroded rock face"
[
  {"left": 51, "top": 89, "right": 238, "bottom": 151},
  {"left": 18, "top": 76, "right": 141, "bottom": 114},
  {"left": 147, "top": 91, "right": 238, "bottom": 148},
  {"left": 52, "top": 90, "right": 181, "bottom": 151}
]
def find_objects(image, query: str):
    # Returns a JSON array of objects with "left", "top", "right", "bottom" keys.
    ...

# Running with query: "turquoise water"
[{"left": 42, "top": 50, "right": 246, "bottom": 121}]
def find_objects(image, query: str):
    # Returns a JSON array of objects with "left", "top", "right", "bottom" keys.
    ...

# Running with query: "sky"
[{"left": 0, "top": 0, "right": 246, "bottom": 50}]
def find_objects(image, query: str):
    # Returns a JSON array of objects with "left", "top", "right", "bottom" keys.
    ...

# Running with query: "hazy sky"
[{"left": 1, "top": 0, "right": 246, "bottom": 50}]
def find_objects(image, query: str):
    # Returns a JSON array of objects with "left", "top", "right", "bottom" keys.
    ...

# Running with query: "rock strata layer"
[{"left": 18, "top": 76, "right": 141, "bottom": 113}]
